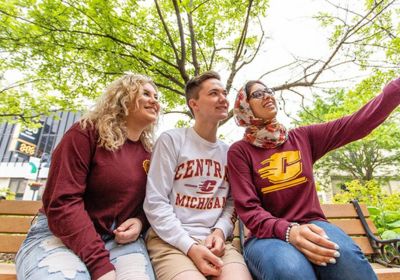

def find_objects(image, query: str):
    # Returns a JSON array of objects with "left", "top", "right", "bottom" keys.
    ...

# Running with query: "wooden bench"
[
  {"left": 233, "top": 200, "right": 400, "bottom": 280},
  {"left": 1, "top": 200, "right": 399, "bottom": 279},
  {"left": 0, "top": 200, "right": 41, "bottom": 280}
]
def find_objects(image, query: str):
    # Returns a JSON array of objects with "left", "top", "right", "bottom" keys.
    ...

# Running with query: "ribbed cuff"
[
  {"left": 176, "top": 235, "right": 197, "bottom": 255},
  {"left": 273, "top": 219, "right": 291, "bottom": 241},
  {"left": 214, "top": 219, "right": 233, "bottom": 240},
  {"left": 90, "top": 262, "right": 115, "bottom": 280}
]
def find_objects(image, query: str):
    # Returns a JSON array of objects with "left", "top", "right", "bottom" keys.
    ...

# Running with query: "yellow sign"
[{"left": 15, "top": 140, "right": 36, "bottom": 156}]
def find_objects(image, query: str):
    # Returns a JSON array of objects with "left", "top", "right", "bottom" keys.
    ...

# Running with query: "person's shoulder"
[
  {"left": 62, "top": 122, "right": 98, "bottom": 144},
  {"left": 155, "top": 128, "right": 188, "bottom": 147},
  {"left": 228, "top": 139, "right": 250, "bottom": 153},
  {"left": 161, "top": 127, "right": 187, "bottom": 137},
  {"left": 158, "top": 127, "right": 187, "bottom": 141},
  {"left": 216, "top": 138, "right": 229, "bottom": 147},
  {"left": 229, "top": 139, "right": 247, "bottom": 148}
]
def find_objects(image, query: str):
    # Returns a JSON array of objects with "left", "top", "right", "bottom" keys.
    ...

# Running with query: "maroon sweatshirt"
[
  {"left": 41, "top": 123, "right": 151, "bottom": 279},
  {"left": 228, "top": 78, "right": 400, "bottom": 241}
]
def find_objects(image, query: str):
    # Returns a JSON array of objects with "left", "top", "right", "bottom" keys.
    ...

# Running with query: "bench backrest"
[
  {"left": 0, "top": 200, "right": 378, "bottom": 257},
  {"left": 0, "top": 200, "right": 42, "bottom": 254},
  {"left": 321, "top": 204, "right": 377, "bottom": 256},
  {"left": 233, "top": 203, "right": 378, "bottom": 256}
]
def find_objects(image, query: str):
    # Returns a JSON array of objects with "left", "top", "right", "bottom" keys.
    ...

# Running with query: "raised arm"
[{"left": 307, "top": 77, "right": 400, "bottom": 161}]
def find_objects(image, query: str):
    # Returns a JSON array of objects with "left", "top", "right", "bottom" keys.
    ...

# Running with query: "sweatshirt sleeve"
[
  {"left": 143, "top": 132, "right": 196, "bottom": 254},
  {"left": 133, "top": 207, "right": 150, "bottom": 234},
  {"left": 212, "top": 190, "right": 235, "bottom": 240},
  {"left": 306, "top": 77, "right": 400, "bottom": 161},
  {"left": 42, "top": 125, "right": 114, "bottom": 280},
  {"left": 227, "top": 144, "right": 290, "bottom": 241}
]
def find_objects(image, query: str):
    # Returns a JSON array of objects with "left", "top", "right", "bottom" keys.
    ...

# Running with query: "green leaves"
[
  {"left": 334, "top": 180, "right": 400, "bottom": 239},
  {"left": 0, "top": 0, "right": 270, "bottom": 124},
  {"left": 297, "top": 71, "right": 400, "bottom": 181}
]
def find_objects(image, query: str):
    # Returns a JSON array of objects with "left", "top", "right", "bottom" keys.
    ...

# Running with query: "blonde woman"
[{"left": 16, "top": 74, "right": 160, "bottom": 280}]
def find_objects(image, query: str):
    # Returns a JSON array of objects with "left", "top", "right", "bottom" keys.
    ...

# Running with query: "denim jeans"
[
  {"left": 243, "top": 220, "right": 377, "bottom": 280},
  {"left": 16, "top": 213, "right": 156, "bottom": 280}
]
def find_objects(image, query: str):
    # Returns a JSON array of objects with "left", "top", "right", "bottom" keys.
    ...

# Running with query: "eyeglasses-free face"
[{"left": 248, "top": 87, "right": 275, "bottom": 100}]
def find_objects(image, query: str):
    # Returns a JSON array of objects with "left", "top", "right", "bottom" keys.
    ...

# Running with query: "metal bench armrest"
[{"left": 351, "top": 200, "right": 400, "bottom": 268}]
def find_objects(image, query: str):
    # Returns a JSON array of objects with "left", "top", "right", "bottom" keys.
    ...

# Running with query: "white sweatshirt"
[{"left": 144, "top": 128, "right": 235, "bottom": 254}]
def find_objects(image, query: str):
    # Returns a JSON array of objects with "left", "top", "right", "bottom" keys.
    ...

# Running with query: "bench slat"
[
  {"left": 322, "top": 204, "right": 370, "bottom": 218},
  {"left": 352, "top": 236, "right": 374, "bottom": 255},
  {"left": 0, "top": 218, "right": 33, "bottom": 234},
  {"left": 371, "top": 263, "right": 400, "bottom": 280},
  {"left": 0, "top": 263, "right": 16, "bottom": 280},
  {"left": 329, "top": 219, "right": 378, "bottom": 235},
  {"left": 0, "top": 236, "right": 26, "bottom": 254},
  {"left": 0, "top": 201, "right": 41, "bottom": 216}
]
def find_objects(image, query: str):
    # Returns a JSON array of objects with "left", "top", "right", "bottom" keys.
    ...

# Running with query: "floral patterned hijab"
[{"left": 233, "top": 84, "right": 288, "bottom": 149}]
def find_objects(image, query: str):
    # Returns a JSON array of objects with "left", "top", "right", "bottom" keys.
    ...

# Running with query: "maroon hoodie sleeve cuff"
[
  {"left": 90, "top": 259, "right": 115, "bottom": 280},
  {"left": 273, "top": 219, "right": 291, "bottom": 241}
]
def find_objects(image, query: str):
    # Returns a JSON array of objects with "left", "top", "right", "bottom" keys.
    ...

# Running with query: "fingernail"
[
  {"left": 334, "top": 251, "right": 341, "bottom": 258},
  {"left": 334, "top": 244, "right": 340, "bottom": 250},
  {"left": 323, "top": 234, "right": 329, "bottom": 239},
  {"left": 320, "top": 262, "right": 327, "bottom": 266},
  {"left": 329, "top": 258, "right": 336, "bottom": 264}
]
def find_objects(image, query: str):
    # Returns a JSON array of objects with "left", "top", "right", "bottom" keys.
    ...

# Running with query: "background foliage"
[
  {"left": 1, "top": 0, "right": 399, "bottom": 128},
  {"left": 334, "top": 180, "right": 400, "bottom": 239}
]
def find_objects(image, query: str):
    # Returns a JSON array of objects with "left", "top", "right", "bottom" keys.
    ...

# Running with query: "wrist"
[
  {"left": 134, "top": 218, "right": 143, "bottom": 230},
  {"left": 285, "top": 222, "right": 300, "bottom": 243},
  {"left": 211, "top": 228, "right": 225, "bottom": 240}
]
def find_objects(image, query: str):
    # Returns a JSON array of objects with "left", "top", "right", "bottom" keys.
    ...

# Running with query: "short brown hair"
[{"left": 184, "top": 70, "right": 221, "bottom": 116}]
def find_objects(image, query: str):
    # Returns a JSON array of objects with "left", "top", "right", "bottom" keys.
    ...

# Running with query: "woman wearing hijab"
[{"left": 227, "top": 77, "right": 400, "bottom": 280}]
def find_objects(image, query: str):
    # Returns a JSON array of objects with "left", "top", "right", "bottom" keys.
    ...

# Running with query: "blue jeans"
[
  {"left": 244, "top": 221, "right": 377, "bottom": 280},
  {"left": 16, "top": 213, "right": 156, "bottom": 280}
]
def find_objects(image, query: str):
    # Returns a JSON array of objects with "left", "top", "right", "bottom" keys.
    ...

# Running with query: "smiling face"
[
  {"left": 128, "top": 82, "right": 160, "bottom": 125},
  {"left": 248, "top": 82, "right": 277, "bottom": 122},
  {"left": 189, "top": 78, "right": 229, "bottom": 122}
]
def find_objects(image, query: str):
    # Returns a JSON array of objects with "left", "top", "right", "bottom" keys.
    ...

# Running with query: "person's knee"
[
  {"left": 245, "top": 244, "right": 314, "bottom": 279},
  {"left": 272, "top": 252, "right": 312, "bottom": 277},
  {"left": 114, "top": 253, "right": 154, "bottom": 280},
  {"left": 17, "top": 236, "right": 89, "bottom": 280}
]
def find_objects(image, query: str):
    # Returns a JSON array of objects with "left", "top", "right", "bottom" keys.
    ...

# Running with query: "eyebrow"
[
  {"left": 208, "top": 88, "right": 227, "bottom": 93},
  {"left": 144, "top": 89, "right": 158, "bottom": 97}
]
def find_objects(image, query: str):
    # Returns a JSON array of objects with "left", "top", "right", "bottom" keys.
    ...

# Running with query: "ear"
[{"left": 188, "top": 99, "right": 198, "bottom": 113}]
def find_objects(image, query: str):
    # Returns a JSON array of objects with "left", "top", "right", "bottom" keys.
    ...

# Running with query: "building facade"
[{"left": 0, "top": 111, "right": 81, "bottom": 200}]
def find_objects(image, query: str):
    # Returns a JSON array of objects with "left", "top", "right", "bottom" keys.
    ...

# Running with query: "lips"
[
  {"left": 145, "top": 106, "right": 159, "bottom": 114},
  {"left": 262, "top": 100, "right": 275, "bottom": 109},
  {"left": 216, "top": 106, "right": 228, "bottom": 111}
]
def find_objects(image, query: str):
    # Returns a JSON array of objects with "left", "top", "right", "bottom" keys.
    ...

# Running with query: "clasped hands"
[
  {"left": 187, "top": 228, "right": 225, "bottom": 277},
  {"left": 98, "top": 218, "right": 143, "bottom": 280},
  {"left": 289, "top": 223, "right": 340, "bottom": 266}
]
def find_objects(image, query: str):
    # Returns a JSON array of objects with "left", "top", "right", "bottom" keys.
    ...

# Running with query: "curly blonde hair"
[{"left": 80, "top": 73, "right": 158, "bottom": 152}]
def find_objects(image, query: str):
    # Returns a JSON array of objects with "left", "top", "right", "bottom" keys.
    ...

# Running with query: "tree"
[
  {"left": 296, "top": 71, "right": 400, "bottom": 182},
  {"left": 0, "top": 0, "right": 399, "bottom": 125}
]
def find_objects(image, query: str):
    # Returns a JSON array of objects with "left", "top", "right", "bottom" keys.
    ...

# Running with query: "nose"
[
  {"left": 218, "top": 92, "right": 228, "bottom": 102},
  {"left": 149, "top": 95, "right": 158, "bottom": 104},
  {"left": 263, "top": 92, "right": 272, "bottom": 100}
]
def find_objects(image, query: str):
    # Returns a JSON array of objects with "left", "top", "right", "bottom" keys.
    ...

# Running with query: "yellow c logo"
[{"left": 258, "top": 151, "right": 307, "bottom": 194}]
